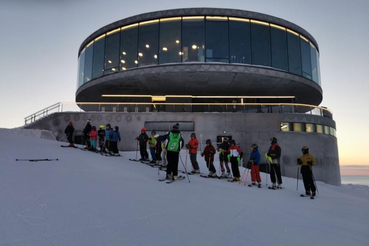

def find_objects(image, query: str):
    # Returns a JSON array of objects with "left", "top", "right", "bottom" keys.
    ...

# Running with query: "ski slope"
[{"left": 0, "top": 128, "right": 368, "bottom": 246}]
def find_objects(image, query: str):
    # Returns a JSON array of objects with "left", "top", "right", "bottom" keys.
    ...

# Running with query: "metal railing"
[{"left": 24, "top": 102, "right": 333, "bottom": 125}]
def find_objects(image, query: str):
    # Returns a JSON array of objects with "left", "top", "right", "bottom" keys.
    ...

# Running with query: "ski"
[
  {"left": 268, "top": 186, "right": 284, "bottom": 190},
  {"left": 60, "top": 145, "right": 78, "bottom": 148},
  {"left": 16, "top": 158, "right": 58, "bottom": 162},
  {"left": 200, "top": 174, "right": 219, "bottom": 179}
]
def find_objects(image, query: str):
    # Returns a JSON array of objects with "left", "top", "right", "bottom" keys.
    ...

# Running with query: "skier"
[
  {"left": 98, "top": 125, "right": 106, "bottom": 153},
  {"left": 148, "top": 130, "right": 157, "bottom": 163},
  {"left": 89, "top": 126, "right": 98, "bottom": 151},
  {"left": 105, "top": 124, "right": 112, "bottom": 152},
  {"left": 154, "top": 134, "right": 162, "bottom": 164},
  {"left": 218, "top": 137, "right": 231, "bottom": 178},
  {"left": 201, "top": 139, "right": 217, "bottom": 177},
  {"left": 228, "top": 140, "right": 243, "bottom": 182},
  {"left": 160, "top": 123, "right": 184, "bottom": 180},
  {"left": 267, "top": 137, "right": 282, "bottom": 189},
  {"left": 186, "top": 133, "right": 200, "bottom": 174},
  {"left": 83, "top": 119, "right": 92, "bottom": 149},
  {"left": 136, "top": 127, "right": 149, "bottom": 161},
  {"left": 109, "top": 126, "right": 121, "bottom": 156},
  {"left": 297, "top": 146, "right": 317, "bottom": 197},
  {"left": 64, "top": 121, "right": 75, "bottom": 147},
  {"left": 249, "top": 144, "right": 261, "bottom": 188}
]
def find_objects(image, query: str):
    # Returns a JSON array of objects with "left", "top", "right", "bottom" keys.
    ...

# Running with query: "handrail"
[{"left": 24, "top": 102, "right": 333, "bottom": 125}]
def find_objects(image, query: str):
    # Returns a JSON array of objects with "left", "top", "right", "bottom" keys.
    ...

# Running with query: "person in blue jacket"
[
  {"left": 109, "top": 126, "right": 121, "bottom": 156},
  {"left": 105, "top": 124, "right": 112, "bottom": 152},
  {"left": 249, "top": 144, "right": 261, "bottom": 188}
]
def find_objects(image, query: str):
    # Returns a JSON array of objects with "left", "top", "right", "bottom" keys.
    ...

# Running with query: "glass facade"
[
  {"left": 78, "top": 15, "right": 321, "bottom": 88},
  {"left": 281, "top": 122, "right": 336, "bottom": 137}
]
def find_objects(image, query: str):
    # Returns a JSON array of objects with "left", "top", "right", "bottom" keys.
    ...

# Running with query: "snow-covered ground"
[{"left": 0, "top": 128, "right": 368, "bottom": 246}]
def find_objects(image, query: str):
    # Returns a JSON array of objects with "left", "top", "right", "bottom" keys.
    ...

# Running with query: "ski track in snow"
[{"left": 0, "top": 128, "right": 368, "bottom": 246}]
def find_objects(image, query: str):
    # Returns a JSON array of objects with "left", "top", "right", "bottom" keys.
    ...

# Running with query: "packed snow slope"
[{"left": 0, "top": 129, "right": 368, "bottom": 246}]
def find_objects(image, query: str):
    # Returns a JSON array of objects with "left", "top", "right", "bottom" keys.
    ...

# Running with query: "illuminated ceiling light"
[
  {"left": 160, "top": 17, "right": 181, "bottom": 22},
  {"left": 152, "top": 96, "right": 166, "bottom": 101},
  {"left": 112, "top": 68, "right": 116, "bottom": 71},
  {"left": 270, "top": 23, "right": 286, "bottom": 31},
  {"left": 287, "top": 29, "right": 299, "bottom": 36},
  {"left": 122, "top": 52, "right": 127, "bottom": 55},
  {"left": 179, "top": 52, "right": 183, "bottom": 55},
  {"left": 138, "top": 53, "right": 143, "bottom": 57},
  {"left": 134, "top": 60, "right": 138, "bottom": 64},
  {"left": 121, "top": 60, "right": 125, "bottom": 63},
  {"left": 121, "top": 23, "right": 138, "bottom": 30},
  {"left": 310, "top": 42, "right": 316, "bottom": 49},
  {"left": 162, "top": 47, "right": 168, "bottom": 51},
  {"left": 146, "top": 44, "right": 150, "bottom": 48},
  {"left": 206, "top": 16, "right": 228, "bottom": 21},
  {"left": 229, "top": 17, "right": 249, "bottom": 22},
  {"left": 86, "top": 41, "right": 94, "bottom": 48},
  {"left": 94, "top": 34, "right": 105, "bottom": 41},
  {"left": 154, "top": 55, "right": 157, "bottom": 59},
  {"left": 183, "top": 16, "right": 204, "bottom": 20},
  {"left": 300, "top": 35, "right": 309, "bottom": 42},
  {"left": 139, "top": 19, "right": 159, "bottom": 25},
  {"left": 108, "top": 60, "right": 112, "bottom": 64},
  {"left": 122, "top": 67, "right": 126, "bottom": 70},
  {"left": 192, "top": 45, "right": 197, "bottom": 49},
  {"left": 251, "top": 20, "right": 269, "bottom": 26},
  {"left": 176, "top": 40, "right": 180, "bottom": 44},
  {"left": 107, "top": 28, "right": 120, "bottom": 35}
]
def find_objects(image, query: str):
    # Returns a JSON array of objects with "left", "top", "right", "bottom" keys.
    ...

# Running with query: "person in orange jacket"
[{"left": 186, "top": 133, "right": 200, "bottom": 173}]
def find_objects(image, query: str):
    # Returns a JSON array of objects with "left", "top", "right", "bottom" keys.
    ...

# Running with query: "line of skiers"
[
  {"left": 64, "top": 120, "right": 121, "bottom": 156},
  {"left": 65, "top": 121, "right": 317, "bottom": 196}
]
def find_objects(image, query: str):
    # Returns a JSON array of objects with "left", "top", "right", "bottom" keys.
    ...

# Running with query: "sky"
[{"left": 0, "top": 0, "right": 368, "bottom": 166}]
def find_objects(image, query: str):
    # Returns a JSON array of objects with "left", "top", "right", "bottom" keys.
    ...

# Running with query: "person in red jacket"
[
  {"left": 201, "top": 139, "right": 217, "bottom": 177},
  {"left": 228, "top": 140, "right": 243, "bottom": 182},
  {"left": 89, "top": 126, "right": 98, "bottom": 151},
  {"left": 186, "top": 133, "right": 200, "bottom": 174}
]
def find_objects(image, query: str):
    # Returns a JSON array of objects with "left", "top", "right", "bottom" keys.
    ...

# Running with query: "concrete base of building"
[{"left": 25, "top": 112, "right": 340, "bottom": 185}]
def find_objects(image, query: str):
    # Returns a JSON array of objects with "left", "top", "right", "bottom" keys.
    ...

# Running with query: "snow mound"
[
  {"left": 0, "top": 127, "right": 56, "bottom": 141},
  {"left": 0, "top": 128, "right": 368, "bottom": 246}
]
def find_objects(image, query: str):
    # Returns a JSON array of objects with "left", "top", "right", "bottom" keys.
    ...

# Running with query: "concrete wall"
[{"left": 25, "top": 112, "right": 340, "bottom": 185}]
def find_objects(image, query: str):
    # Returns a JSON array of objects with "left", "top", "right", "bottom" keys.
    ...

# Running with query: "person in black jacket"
[
  {"left": 83, "top": 119, "right": 92, "bottom": 149},
  {"left": 64, "top": 121, "right": 75, "bottom": 147},
  {"left": 267, "top": 137, "right": 282, "bottom": 189},
  {"left": 136, "top": 127, "right": 149, "bottom": 161}
]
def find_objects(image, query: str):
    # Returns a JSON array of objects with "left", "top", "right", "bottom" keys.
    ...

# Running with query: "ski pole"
[
  {"left": 16, "top": 158, "right": 59, "bottom": 162},
  {"left": 296, "top": 165, "right": 300, "bottom": 191},
  {"left": 240, "top": 168, "right": 247, "bottom": 184},
  {"left": 179, "top": 154, "right": 190, "bottom": 183},
  {"left": 135, "top": 140, "right": 139, "bottom": 160},
  {"left": 311, "top": 168, "right": 319, "bottom": 195}
]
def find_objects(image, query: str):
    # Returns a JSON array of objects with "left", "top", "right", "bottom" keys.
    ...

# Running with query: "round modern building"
[{"left": 76, "top": 8, "right": 322, "bottom": 108}]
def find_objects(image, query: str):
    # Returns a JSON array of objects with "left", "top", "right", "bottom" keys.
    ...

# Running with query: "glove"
[
  {"left": 210, "top": 150, "right": 214, "bottom": 155},
  {"left": 237, "top": 156, "right": 241, "bottom": 162},
  {"left": 185, "top": 144, "right": 190, "bottom": 149},
  {"left": 218, "top": 148, "right": 223, "bottom": 154},
  {"left": 307, "top": 161, "right": 313, "bottom": 166},
  {"left": 135, "top": 137, "right": 139, "bottom": 140},
  {"left": 201, "top": 152, "right": 204, "bottom": 157},
  {"left": 297, "top": 158, "right": 302, "bottom": 165},
  {"left": 227, "top": 154, "right": 230, "bottom": 161},
  {"left": 240, "top": 153, "right": 243, "bottom": 159}
]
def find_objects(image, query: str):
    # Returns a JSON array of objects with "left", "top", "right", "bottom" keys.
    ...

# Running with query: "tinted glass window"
[
  {"left": 138, "top": 21, "right": 159, "bottom": 66},
  {"left": 77, "top": 50, "right": 85, "bottom": 87},
  {"left": 316, "top": 124, "right": 323, "bottom": 133},
  {"left": 324, "top": 126, "right": 330, "bottom": 135},
  {"left": 271, "top": 26, "right": 288, "bottom": 71},
  {"left": 104, "top": 31, "right": 120, "bottom": 73},
  {"left": 306, "top": 123, "right": 315, "bottom": 132},
  {"left": 120, "top": 25, "right": 138, "bottom": 70},
  {"left": 182, "top": 17, "right": 205, "bottom": 62},
  {"left": 281, "top": 122, "right": 291, "bottom": 132},
  {"left": 83, "top": 43, "right": 93, "bottom": 83},
  {"left": 229, "top": 19, "right": 251, "bottom": 64},
  {"left": 293, "top": 123, "right": 303, "bottom": 132},
  {"left": 287, "top": 31, "right": 302, "bottom": 76},
  {"left": 92, "top": 37, "right": 105, "bottom": 79},
  {"left": 310, "top": 45, "right": 319, "bottom": 84},
  {"left": 206, "top": 18, "right": 229, "bottom": 62},
  {"left": 159, "top": 18, "right": 181, "bottom": 64},
  {"left": 251, "top": 22, "right": 271, "bottom": 66},
  {"left": 301, "top": 38, "right": 312, "bottom": 79}
]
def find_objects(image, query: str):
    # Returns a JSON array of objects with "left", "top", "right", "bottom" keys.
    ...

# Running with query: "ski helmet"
[
  {"left": 141, "top": 127, "right": 146, "bottom": 132},
  {"left": 223, "top": 137, "right": 228, "bottom": 142},
  {"left": 151, "top": 130, "right": 156, "bottom": 135},
  {"left": 68, "top": 121, "right": 73, "bottom": 125},
  {"left": 301, "top": 146, "right": 309, "bottom": 154},
  {"left": 99, "top": 125, "right": 104, "bottom": 129},
  {"left": 191, "top": 133, "right": 196, "bottom": 138},
  {"left": 172, "top": 123, "right": 179, "bottom": 129},
  {"left": 230, "top": 140, "right": 236, "bottom": 145},
  {"left": 92, "top": 126, "right": 96, "bottom": 130},
  {"left": 251, "top": 144, "right": 258, "bottom": 150},
  {"left": 115, "top": 126, "right": 119, "bottom": 131},
  {"left": 206, "top": 139, "right": 211, "bottom": 144},
  {"left": 106, "top": 123, "right": 111, "bottom": 128},
  {"left": 87, "top": 119, "right": 91, "bottom": 123},
  {"left": 270, "top": 137, "right": 277, "bottom": 145}
]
